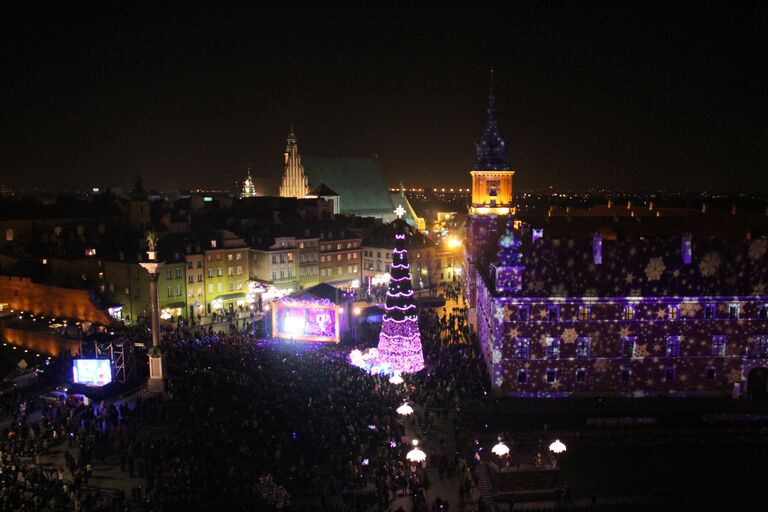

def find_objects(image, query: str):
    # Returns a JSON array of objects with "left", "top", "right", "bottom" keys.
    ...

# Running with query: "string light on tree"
[{"left": 376, "top": 218, "right": 425, "bottom": 373}]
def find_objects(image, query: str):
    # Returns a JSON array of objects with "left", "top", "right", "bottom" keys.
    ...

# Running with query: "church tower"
[
  {"left": 279, "top": 126, "right": 309, "bottom": 198},
  {"left": 128, "top": 173, "right": 150, "bottom": 232},
  {"left": 464, "top": 70, "right": 515, "bottom": 313},
  {"left": 470, "top": 70, "right": 514, "bottom": 215}
]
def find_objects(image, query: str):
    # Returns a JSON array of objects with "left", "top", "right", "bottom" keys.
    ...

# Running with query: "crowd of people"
[{"left": 0, "top": 282, "right": 493, "bottom": 511}]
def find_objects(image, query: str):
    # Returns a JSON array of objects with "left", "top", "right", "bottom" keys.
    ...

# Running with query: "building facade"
[
  {"left": 318, "top": 230, "right": 361, "bottom": 287},
  {"left": 474, "top": 218, "right": 768, "bottom": 398}
]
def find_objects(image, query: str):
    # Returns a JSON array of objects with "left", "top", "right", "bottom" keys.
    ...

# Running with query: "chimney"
[
  {"left": 681, "top": 233, "right": 692, "bottom": 264},
  {"left": 592, "top": 233, "right": 603, "bottom": 265}
]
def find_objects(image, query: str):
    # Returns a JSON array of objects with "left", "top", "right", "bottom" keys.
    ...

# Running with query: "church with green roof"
[{"left": 277, "top": 128, "right": 396, "bottom": 220}]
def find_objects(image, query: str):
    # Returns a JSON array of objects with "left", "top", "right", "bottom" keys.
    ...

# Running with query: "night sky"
[{"left": 1, "top": 3, "right": 766, "bottom": 193}]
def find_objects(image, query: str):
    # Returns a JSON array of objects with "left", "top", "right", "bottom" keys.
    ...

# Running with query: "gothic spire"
[{"left": 475, "top": 68, "right": 510, "bottom": 171}]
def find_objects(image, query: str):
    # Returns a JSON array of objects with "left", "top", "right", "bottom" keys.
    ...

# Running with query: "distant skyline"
[{"left": 1, "top": 4, "right": 766, "bottom": 193}]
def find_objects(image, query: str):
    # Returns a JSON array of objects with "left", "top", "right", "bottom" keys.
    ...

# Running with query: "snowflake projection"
[
  {"left": 625, "top": 272, "right": 635, "bottom": 284},
  {"left": 633, "top": 344, "right": 650, "bottom": 359},
  {"left": 655, "top": 308, "right": 667, "bottom": 319},
  {"left": 495, "top": 375, "right": 504, "bottom": 387},
  {"left": 493, "top": 303, "right": 506, "bottom": 323},
  {"left": 645, "top": 257, "right": 665, "bottom": 281},
  {"left": 619, "top": 326, "right": 632, "bottom": 338},
  {"left": 584, "top": 288, "right": 599, "bottom": 297},
  {"left": 748, "top": 239, "right": 768, "bottom": 261},
  {"left": 699, "top": 251, "right": 721, "bottom": 277},
  {"left": 551, "top": 284, "right": 567, "bottom": 297},
  {"left": 503, "top": 306, "right": 514, "bottom": 322},
  {"left": 492, "top": 348, "right": 502, "bottom": 364},
  {"left": 680, "top": 302, "right": 701, "bottom": 318},
  {"left": 726, "top": 368, "right": 742, "bottom": 383},
  {"left": 561, "top": 328, "right": 579, "bottom": 344},
  {"left": 753, "top": 282, "right": 767, "bottom": 295},
  {"left": 506, "top": 327, "right": 519, "bottom": 339}
]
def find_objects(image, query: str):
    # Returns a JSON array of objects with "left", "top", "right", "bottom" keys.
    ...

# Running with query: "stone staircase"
[{"left": 475, "top": 462, "right": 495, "bottom": 509}]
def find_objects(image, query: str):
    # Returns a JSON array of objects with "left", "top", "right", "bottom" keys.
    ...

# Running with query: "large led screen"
[
  {"left": 72, "top": 359, "right": 113, "bottom": 386},
  {"left": 272, "top": 301, "right": 340, "bottom": 343}
]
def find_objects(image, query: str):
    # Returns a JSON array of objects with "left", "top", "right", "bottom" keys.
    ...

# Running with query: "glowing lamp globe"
[
  {"left": 396, "top": 403, "right": 414, "bottom": 416},
  {"left": 406, "top": 440, "right": 426, "bottom": 463},
  {"left": 389, "top": 373, "right": 404, "bottom": 385},
  {"left": 549, "top": 439, "right": 567, "bottom": 454},
  {"left": 491, "top": 441, "right": 510, "bottom": 457}
]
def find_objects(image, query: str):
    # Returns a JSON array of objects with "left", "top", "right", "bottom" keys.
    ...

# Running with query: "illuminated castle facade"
[
  {"left": 465, "top": 76, "right": 768, "bottom": 399},
  {"left": 279, "top": 127, "right": 310, "bottom": 199}
]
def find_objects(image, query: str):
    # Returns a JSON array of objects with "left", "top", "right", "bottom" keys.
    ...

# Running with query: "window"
[
  {"left": 336, "top": 254, "right": 342, "bottom": 261},
  {"left": 167, "top": 287, "right": 172, "bottom": 297},
  {"left": 664, "top": 367, "right": 676, "bottom": 381},
  {"left": 665, "top": 336, "right": 681, "bottom": 357},
  {"left": 217, "top": 268, "right": 223, "bottom": 277},
  {"left": 620, "top": 368, "right": 631, "bottom": 382},
  {"left": 337, "top": 244, "right": 342, "bottom": 250},
  {"left": 197, "top": 274, "right": 203, "bottom": 282},
  {"left": 227, "top": 254, "right": 233, "bottom": 261},
  {"left": 228, "top": 267, "right": 234, "bottom": 276},
  {"left": 712, "top": 336, "right": 727, "bottom": 357},
  {"left": 187, "top": 262, "right": 193, "bottom": 269},
  {"left": 704, "top": 304, "right": 716, "bottom": 319},
  {"left": 299, "top": 243, "right": 305, "bottom": 249},
  {"left": 228, "top": 282, "right": 234, "bottom": 291},
  {"left": 547, "top": 306, "right": 559, "bottom": 322},
  {"left": 760, "top": 305, "right": 768, "bottom": 320},
  {"left": 337, "top": 266, "right": 342, "bottom": 275},
  {"left": 287, "top": 253, "right": 293, "bottom": 262},
  {"left": 623, "top": 305, "right": 636, "bottom": 320},
  {"left": 217, "top": 282, "right": 222, "bottom": 292},
  {"left": 517, "top": 370, "right": 527, "bottom": 384},
  {"left": 208, "top": 269, "right": 214, "bottom": 278},
  {"left": 576, "top": 337, "right": 591, "bottom": 358},
  {"left": 211, "top": 240, "right": 217, "bottom": 248},
  {"left": 236, "top": 266, "right": 243, "bottom": 275},
  {"left": 280, "top": 270, "right": 285, "bottom": 279},
  {"left": 175, "top": 285, "right": 181, "bottom": 296},
  {"left": 272, "top": 271, "right": 277, "bottom": 280},
  {"left": 5, "top": 228, "right": 14, "bottom": 241},
  {"left": 753, "top": 336, "right": 768, "bottom": 358},
  {"left": 377, "top": 251, "right": 381, "bottom": 259},
  {"left": 668, "top": 305, "right": 679, "bottom": 321},
  {"left": 518, "top": 306, "right": 530, "bottom": 321},
  {"left": 621, "top": 337, "right": 636, "bottom": 358},
  {"left": 166, "top": 270, "right": 172, "bottom": 280},
  {"left": 197, "top": 261, "right": 202, "bottom": 268},
  {"left": 578, "top": 305, "right": 590, "bottom": 321},
  {"left": 576, "top": 369, "right": 586, "bottom": 384},
  {"left": 208, "top": 284, "right": 214, "bottom": 293},
  {"left": 236, "top": 253, "right": 242, "bottom": 260},
  {"left": 729, "top": 304, "right": 740, "bottom": 320},
  {"left": 545, "top": 338, "right": 560, "bottom": 359},
  {"left": 545, "top": 369, "right": 557, "bottom": 383},
  {"left": 188, "top": 276, "right": 194, "bottom": 284},
  {"left": 706, "top": 368, "right": 716, "bottom": 380},
  {"left": 514, "top": 338, "right": 530, "bottom": 359},
  {"left": 271, "top": 255, "right": 278, "bottom": 264}
]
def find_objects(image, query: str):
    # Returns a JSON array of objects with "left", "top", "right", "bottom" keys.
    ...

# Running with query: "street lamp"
[
  {"left": 406, "top": 439, "right": 426, "bottom": 463},
  {"left": 396, "top": 403, "right": 414, "bottom": 416},
  {"left": 491, "top": 438, "right": 510, "bottom": 457},
  {"left": 389, "top": 372, "right": 404, "bottom": 385},
  {"left": 548, "top": 439, "right": 566, "bottom": 454}
]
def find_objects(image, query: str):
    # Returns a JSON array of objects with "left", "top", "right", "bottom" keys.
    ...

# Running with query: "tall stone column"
[{"left": 139, "top": 232, "right": 166, "bottom": 394}]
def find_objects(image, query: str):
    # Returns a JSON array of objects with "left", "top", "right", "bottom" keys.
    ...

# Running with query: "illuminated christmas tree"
[{"left": 376, "top": 210, "right": 425, "bottom": 373}]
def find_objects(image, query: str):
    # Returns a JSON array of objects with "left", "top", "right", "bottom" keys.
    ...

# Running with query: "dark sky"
[{"left": 1, "top": 3, "right": 766, "bottom": 193}]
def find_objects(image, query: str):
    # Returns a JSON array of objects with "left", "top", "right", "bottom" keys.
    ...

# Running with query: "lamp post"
[
  {"left": 139, "top": 232, "right": 166, "bottom": 394},
  {"left": 548, "top": 439, "right": 566, "bottom": 468}
]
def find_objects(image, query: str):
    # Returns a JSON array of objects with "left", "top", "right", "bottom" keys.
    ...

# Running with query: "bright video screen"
[
  {"left": 273, "top": 303, "right": 339, "bottom": 342},
  {"left": 73, "top": 359, "right": 113, "bottom": 386}
]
